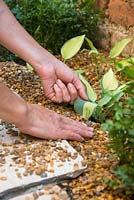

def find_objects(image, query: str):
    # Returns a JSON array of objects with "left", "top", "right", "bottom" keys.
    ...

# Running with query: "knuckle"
[
  {"left": 71, "top": 90, "right": 77, "bottom": 96},
  {"left": 64, "top": 97, "right": 71, "bottom": 103},
  {"left": 68, "top": 132, "right": 75, "bottom": 139}
]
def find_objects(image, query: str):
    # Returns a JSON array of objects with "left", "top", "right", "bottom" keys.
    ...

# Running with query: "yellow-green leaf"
[
  {"left": 102, "top": 68, "right": 118, "bottom": 92},
  {"left": 98, "top": 94, "right": 112, "bottom": 107},
  {"left": 79, "top": 74, "right": 97, "bottom": 102},
  {"left": 82, "top": 101, "right": 97, "bottom": 120},
  {"left": 61, "top": 35, "right": 85, "bottom": 60},
  {"left": 26, "top": 63, "right": 33, "bottom": 72},
  {"left": 74, "top": 69, "right": 85, "bottom": 75},
  {"left": 74, "top": 99, "right": 85, "bottom": 116},
  {"left": 85, "top": 37, "right": 99, "bottom": 55},
  {"left": 116, "top": 57, "right": 134, "bottom": 71},
  {"left": 110, "top": 37, "right": 133, "bottom": 58}
]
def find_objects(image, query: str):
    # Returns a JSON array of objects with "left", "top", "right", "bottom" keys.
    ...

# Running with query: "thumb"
[{"left": 73, "top": 74, "right": 88, "bottom": 100}]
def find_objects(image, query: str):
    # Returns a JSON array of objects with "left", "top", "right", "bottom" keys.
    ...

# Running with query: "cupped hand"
[{"left": 37, "top": 58, "right": 88, "bottom": 104}]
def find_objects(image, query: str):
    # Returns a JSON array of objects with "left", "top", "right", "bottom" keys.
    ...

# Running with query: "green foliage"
[
  {"left": 75, "top": 67, "right": 125, "bottom": 122},
  {"left": 102, "top": 64, "right": 134, "bottom": 195},
  {"left": 109, "top": 38, "right": 133, "bottom": 58},
  {"left": 102, "top": 82, "right": 134, "bottom": 192},
  {"left": 61, "top": 36, "right": 133, "bottom": 122},
  {"left": 115, "top": 57, "right": 134, "bottom": 79},
  {"left": 79, "top": 74, "right": 97, "bottom": 102},
  {"left": 26, "top": 63, "right": 33, "bottom": 72},
  {"left": 74, "top": 99, "right": 97, "bottom": 120},
  {"left": 61, "top": 35, "right": 85, "bottom": 60},
  {"left": 3, "top": 0, "right": 100, "bottom": 61},
  {"left": 101, "top": 68, "right": 118, "bottom": 92},
  {"left": 61, "top": 35, "right": 134, "bottom": 193}
]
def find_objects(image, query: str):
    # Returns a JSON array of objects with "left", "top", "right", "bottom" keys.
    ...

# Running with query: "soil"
[{"left": 0, "top": 51, "right": 132, "bottom": 200}]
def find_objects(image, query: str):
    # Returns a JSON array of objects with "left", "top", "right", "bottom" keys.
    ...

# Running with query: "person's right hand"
[
  {"left": 18, "top": 103, "right": 94, "bottom": 141},
  {"left": 36, "top": 58, "right": 88, "bottom": 104}
]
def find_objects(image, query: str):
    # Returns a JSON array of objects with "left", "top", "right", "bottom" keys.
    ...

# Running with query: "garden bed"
[{"left": 0, "top": 51, "right": 131, "bottom": 200}]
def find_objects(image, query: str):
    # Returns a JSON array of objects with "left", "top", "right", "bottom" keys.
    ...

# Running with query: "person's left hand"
[{"left": 37, "top": 58, "right": 88, "bottom": 104}]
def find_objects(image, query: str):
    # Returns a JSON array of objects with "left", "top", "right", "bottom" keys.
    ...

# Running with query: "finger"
[
  {"left": 70, "top": 123, "right": 94, "bottom": 138},
  {"left": 62, "top": 115, "right": 94, "bottom": 138},
  {"left": 53, "top": 84, "right": 63, "bottom": 103},
  {"left": 63, "top": 132, "right": 85, "bottom": 142},
  {"left": 65, "top": 117, "right": 94, "bottom": 137},
  {"left": 67, "top": 83, "right": 78, "bottom": 104},
  {"left": 56, "top": 79, "right": 71, "bottom": 102},
  {"left": 73, "top": 73, "right": 88, "bottom": 100}
]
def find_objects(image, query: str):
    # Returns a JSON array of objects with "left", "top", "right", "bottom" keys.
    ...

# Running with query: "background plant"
[
  {"left": 102, "top": 81, "right": 134, "bottom": 194},
  {"left": 62, "top": 35, "right": 134, "bottom": 194},
  {"left": 1, "top": 0, "right": 101, "bottom": 61},
  {"left": 61, "top": 35, "right": 134, "bottom": 122}
]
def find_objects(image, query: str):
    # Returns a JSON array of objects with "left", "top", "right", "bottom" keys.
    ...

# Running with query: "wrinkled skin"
[
  {"left": 18, "top": 104, "right": 94, "bottom": 141},
  {"left": 0, "top": 1, "right": 94, "bottom": 141}
]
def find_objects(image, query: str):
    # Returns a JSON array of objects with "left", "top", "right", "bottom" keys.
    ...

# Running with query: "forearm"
[
  {"left": 0, "top": 1, "right": 57, "bottom": 73},
  {"left": 0, "top": 82, "right": 28, "bottom": 126}
]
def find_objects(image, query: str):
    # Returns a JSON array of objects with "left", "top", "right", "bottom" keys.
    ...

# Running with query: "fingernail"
[
  {"left": 80, "top": 137, "right": 85, "bottom": 142},
  {"left": 89, "top": 127, "right": 94, "bottom": 132},
  {"left": 57, "top": 79, "right": 62, "bottom": 84},
  {"left": 68, "top": 83, "right": 72, "bottom": 88}
]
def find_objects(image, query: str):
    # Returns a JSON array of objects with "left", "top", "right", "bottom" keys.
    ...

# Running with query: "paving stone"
[{"left": 0, "top": 124, "right": 87, "bottom": 199}]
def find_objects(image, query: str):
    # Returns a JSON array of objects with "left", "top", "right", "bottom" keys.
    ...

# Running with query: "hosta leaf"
[
  {"left": 117, "top": 83, "right": 127, "bottom": 91},
  {"left": 74, "top": 99, "right": 86, "bottom": 116},
  {"left": 74, "top": 99, "right": 97, "bottom": 120},
  {"left": 85, "top": 37, "right": 99, "bottom": 55},
  {"left": 61, "top": 35, "right": 85, "bottom": 60},
  {"left": 88, "top": 49, "right": 99, "bottom": 55},
  {"left": 74, "top": 69, "right": 85, "bottom": 75},
  {"left": 110, "top": 37, "right": 133, "bottom": 58},
  {"left": 82, "top": 101, "right": 97, "bottom": 120},
  {"left": 108, "top": 90, "right": 124, "bottom": 108},
  {"left": 116, "top": 57, "right": 134, "bottom": 71},
  {"left": 79, "top": 74, "right": 97, "bottom": 102},
  {"left": 98, "top": 94, "right": 112, "bottom": 107},
  {"left": 107, "top": 85, "right": 126, "bottom": 108},
  {"left": 26, "top": 63, "right": 33, "bottom": 72},
  {"left": 102, "top": 68, "right": 118, "bottom": 92}
]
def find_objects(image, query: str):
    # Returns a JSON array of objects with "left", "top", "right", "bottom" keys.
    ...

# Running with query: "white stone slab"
[{"left": 0, "top": 124, "right": 86, "bottom": 199}]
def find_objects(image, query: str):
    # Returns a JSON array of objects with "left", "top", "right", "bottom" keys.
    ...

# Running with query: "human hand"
[
  {"left": 37, "top": 58, "right": 88, "bottom": 104},
  {"left": 18, "top": 103, "right": 94, "bottom": 141}
]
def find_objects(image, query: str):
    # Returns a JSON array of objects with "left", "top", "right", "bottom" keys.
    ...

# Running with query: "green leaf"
[
  {"left": 74, "top": 69, "right": 85, "bottom": 75},
  {"left": 88, "top": 49, "right": 99, "bottom": 55},
  {"left": 123, "top": 66, "right": 134, "bottom": 79},
  {"left": 85, "top": 37, "right": 99, "bottom": 55},
  {"left": 74, "top": 99, "right": 97, "bottom": 120},
  {"left": 79, "top": 74, "right": 97, "bottom": 102},
  {"left": 117, "top": 83, "right": 127, "bottom": 91},
  {"left": 74, "top": 99, "right": 86, "bottom": 116},
  {"left": 115, "top": 57, "right": 134, "bottom": 71},
  {"left": 102, "top": 68, "right": 118, "bottom": 92},
  {"left": 98, "top": 94, "right": 112, "bottom": 107},
  {"left": 82, "top": 101, "right": 97, "bottom": 120},
  {"left": 108, "top": 90, "right": 124, "bottom": 108},
  {"left": 110, "top": 37, "right": 133, "bottom": 58},
  {"left": 61, "top": 35, "right": 85, "bottom": 60},
  {"left": 26, "top": 63, "right": 33, "bottom": 72}
]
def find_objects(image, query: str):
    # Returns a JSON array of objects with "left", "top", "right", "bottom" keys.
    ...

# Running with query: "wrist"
[
  {"left": 12, "top": 101, "right": 29, "bottom": 127},
  {"left": 0, "top": 82, "right": 29, "bottom": 127},
  {"left": 29, "top": 48, "right": 58, "bottom": 76}
]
